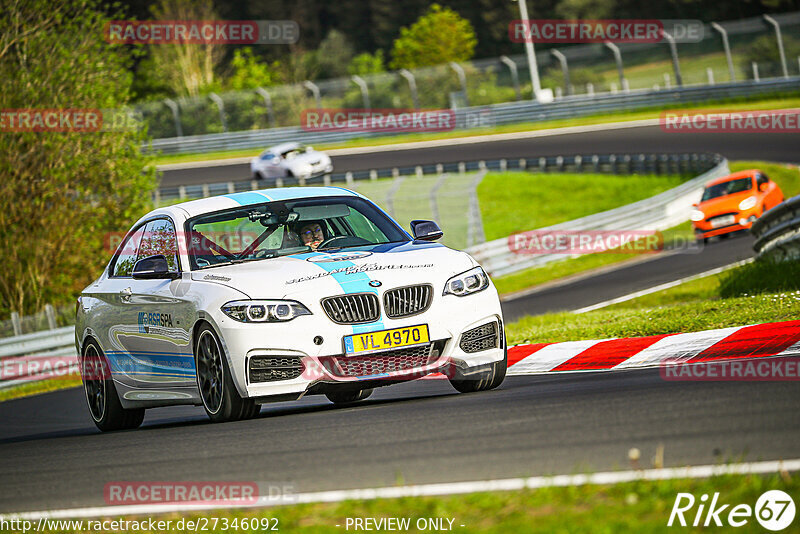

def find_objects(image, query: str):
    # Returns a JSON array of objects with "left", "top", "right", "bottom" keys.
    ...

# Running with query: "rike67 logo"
[{"left": 668, "top": 490, "right": 795, "bottom": 531}]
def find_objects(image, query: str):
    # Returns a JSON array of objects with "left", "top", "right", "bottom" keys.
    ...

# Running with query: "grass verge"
[
  {"left": 34, "top": 472, "right": 797, "bottom": 533},
  {"left": 505, "top": 256, "right": 800, "bottom": 345},
  {"left": 151, "top": 95, "right": 800, "bottom": 165},
  {"left": 492, "top": 162, "right": 799, "bottom": 297},
  {"left": 0, "top": 377, "right": 82, "bottom": 403}
]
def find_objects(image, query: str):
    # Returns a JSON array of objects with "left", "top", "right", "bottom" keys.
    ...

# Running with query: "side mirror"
[
  {"left": 410, "top": 220, "right": 443, "bottom": 241},
  {"left": 132, "top": 255, "right": 179, "bottom": 280},
  {"left": 759, "top": 183, "right": 768, "bottom": 192}
]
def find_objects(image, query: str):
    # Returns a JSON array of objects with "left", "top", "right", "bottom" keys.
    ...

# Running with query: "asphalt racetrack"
[{"left": 1, "top": 369, "right": 799, "bottom": 514}]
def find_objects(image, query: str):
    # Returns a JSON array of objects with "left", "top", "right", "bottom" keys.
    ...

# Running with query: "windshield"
[
  {"left": 185, "top": 195, "right": 409, "bottom": 270},
  {"left": 701, "top": 177, "right": 753, "bottom": 202}
]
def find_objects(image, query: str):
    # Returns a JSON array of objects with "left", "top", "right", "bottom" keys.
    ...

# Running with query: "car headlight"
[
  {"left": 443, "top": 266, "right": 490, "bottom": 297},
  {"left": 738, "top": 196, "right": 757, "bottom": 211},
  {"left": 690, "top": 209, "right": 705, "bottom": 222},
  {"left": 221, "top": 300, "right": 311, "bottom": 322}
]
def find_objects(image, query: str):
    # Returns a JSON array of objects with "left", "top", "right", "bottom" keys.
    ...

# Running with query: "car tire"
[
  {"left": 195, "top": 324, "right": 256, "bottom": 423},
  {"left": 449, "top": 347, "right": 508, "bottom": 393},
  {"left": 82, "top": 340, "right": 145, "bottom": 432},
  {"left": 253, "top": 171, "right": 264, "bottom": 181},
  {"left": 325, "top": 388, "right": 373, "bottom": 404}
]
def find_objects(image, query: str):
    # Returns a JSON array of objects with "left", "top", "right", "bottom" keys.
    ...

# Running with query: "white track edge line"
[
  {"left": 571, "top": 258, "right": 754, "bottom": 314},
  {"left": 4, "top": 458, "right": 799, "bottom": 521}
]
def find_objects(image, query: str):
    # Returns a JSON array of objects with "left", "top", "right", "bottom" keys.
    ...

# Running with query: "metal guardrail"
[
  {"left": 465, "top": 155, "right": 729, "bottom": 277},
  {"left": 0, "top": 326, "right": 77, "bottom": 390},
  {"left": 752, "top": 194, "right": 800, "bottom": 260},
  {"left": 148, "top": 77, "right": 800, "bottom": 155}
]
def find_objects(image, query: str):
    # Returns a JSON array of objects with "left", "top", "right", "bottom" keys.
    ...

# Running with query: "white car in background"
[
  {"left": 250, "top": 142, "right": 333, "bottom": 181},
  {"left": 76, "top": 187, "right": 506, "bottom": 431}
]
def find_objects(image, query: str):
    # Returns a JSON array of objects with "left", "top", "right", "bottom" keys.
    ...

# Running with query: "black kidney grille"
[
  {"left": 248, "top": 356, "right": 304, "bottom": 383},
  {"left": 459, "top": 322, "right": 499, "bottom": 353},
  {"left": 321, "top": 293, "right": 380, "bottom": 324},
  {"left": 383, "top": 284, "right": 432, "bottom": 318}
]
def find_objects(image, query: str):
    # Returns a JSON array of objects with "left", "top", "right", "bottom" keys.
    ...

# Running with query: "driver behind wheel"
[{"left": 298, "top": 221, "right": 326, "bottom": 250}]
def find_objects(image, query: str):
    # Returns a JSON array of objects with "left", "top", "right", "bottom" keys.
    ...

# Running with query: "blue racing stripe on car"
[
  {"left": 292, "top": 251, "right": 384, "bottom": 334},
  {"left": 224, "top": 191, "right": 272, "bottom": 205}
]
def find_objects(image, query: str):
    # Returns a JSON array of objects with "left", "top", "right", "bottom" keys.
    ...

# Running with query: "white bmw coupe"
[
  {"left": 76, "top": 187, "right": 506, "bottom": 431},
  {"left": 250, "top": 143, "right": 333, "bottom": 181}
]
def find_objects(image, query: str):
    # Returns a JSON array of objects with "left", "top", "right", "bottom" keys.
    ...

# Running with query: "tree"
[
  {"left": 389, "top": 4, "right": 477, "bottom": 70},
  {"left": 148, "top": 0, "right": 223, "bottom": 97},
  {"left": 0, "top": 0, "right": 156, "bottom": 318},
  {"left": 227, "top": 48, "right": 282, "bottom": 91},
  {"left": 348, "top": 50, "right": 386, "bottom": 75}
]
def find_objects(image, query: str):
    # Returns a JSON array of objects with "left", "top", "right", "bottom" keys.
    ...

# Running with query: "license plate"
[
  {"left": 710, "top": 215, "right": 735, "bottom": 228},
  {"left": 343, "top": 325, "right": 429, "bottom": 355}
]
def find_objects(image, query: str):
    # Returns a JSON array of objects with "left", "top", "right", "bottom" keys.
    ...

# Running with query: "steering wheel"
[
  {"left": 317, "top": 236, "right": 371, "bottom": 249},
  {"left": 317, "top": 236, "right": 350, "bottom": 249}
]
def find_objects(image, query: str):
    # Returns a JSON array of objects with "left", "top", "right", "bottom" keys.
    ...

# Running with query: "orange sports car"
[{"left": 691, "top": 170, "right": 784, "bottom": 242}]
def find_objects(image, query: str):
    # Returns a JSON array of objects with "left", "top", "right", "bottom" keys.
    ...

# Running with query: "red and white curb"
[{"left": 507, "top": 320, "right": 800, "bottom": 375}]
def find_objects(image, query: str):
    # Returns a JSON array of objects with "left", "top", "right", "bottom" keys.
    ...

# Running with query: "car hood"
[
  {"left": 698, "top": 190, "right": 755, "bottom": 215},
  {"left": 190, "top": 241, "right": 476, "bottom": 300}
]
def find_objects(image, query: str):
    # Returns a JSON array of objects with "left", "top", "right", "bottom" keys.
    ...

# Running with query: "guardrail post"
[
  {"left": 752, "top": 62, "right": 760, "bottom": 82},
  {"left": 609, "top": 154, "right": 617, "bottom": 173},
  {"left": 303, "top": 81, "right": 322, "bottom": 109},
  {"left": 45, "top": 304, "right": 56, "bottom": 330},
  {"left": 345, "top": 172, "right": 354, "bottom": 186},
  {"left": 449, "top": 62, "right": 469, "bottom": 107},
  {"left": 208, "top": 93, "right": 228, "bottom": 133},
  {"left": 163, "top": 98, "right": 183, "bottom": 138},
  {"left": 663, "top": 73, "right": 671, "bottom": 89},
  {"left": 458, "top": 162, "right": 466, "bottom": 175},
  {"left": 661, "top": 31, "right": 683, "bottom": 87},
  {"left": 250, "top": 180, "right": 258, "bottom": 190},
  {"left": 178, "top": 185, "right": 186, "bottom": 200},
  {"left": 592, "top": 155, "right": 600, "bottom": 172},
  {"left": 255, "top": 88, "right": 276, "bottom": 128},
  {"left": 551, "top": 49, "right": 572, "bottom": 96},
  {"left": 499, "top": 56, "right": 521, "bottom": 101},
  {"left": 604, "top": 41, "right": 626, "bottom": 93},
  {"left": 711, "top": 22, "right": 736, "bottom": 82},
  {"left": 763, "top": 15, "right": 789, "bottom": 79},
  {"left": 11, "top": 312, "right": 21, "bottom": 336},
  {"left": 227, "top": 182, "right": 235, "bottom": 194},
  {"left": 153, "top": 189, "right": 161, "bottom": 205},
  {"left": 202, "top": 184, "right": 210, "bottom": 198},
  {"left": 323, "top": 174, "right": 331, "bottom": 186},
  {"left": 298, "top": 176, "right": 306, "bottom": 187},
  {"left": 392, "top": 167, "right": 399, "bottom": 179},
  {"left": 519, "top": 158, "right": 526, "bottom": 170},
  {"left": 586, "top": 83, "right": 594, "bottom": 96},
  {"left": 351, "top": 75, "right": 370, "bottom": 110},
  {"left": 415, "top": 165, "right": 423, "bottom": 178},
  {"left": 275, "top": 178, "right": 283, "bottom": 188},
  {"left": 436, "top": 163, "right": 444, "bottom": 175},
  {"left": 538, "top": 157, "right": 546, "bottom": 172},
  {"left": 706, "top": 68, "right": 715, "bottom": 85},
  {"left": 369, "top": 169, "right": 377, "bottom": 181},
  {"left": 499, "top": 159, "right": 507, "bottom": 172},
  {"left": 399, "top": 69, "right": 420, "bottom": 109},
  {"left": 556, "top": 156, "right": 564, "bottom": 171},
  {"left": 575, "top": 155, "right": 582, "bottom": 172},
  {"left": 555, "top": 87, "right": 563, "bottom": 99}
]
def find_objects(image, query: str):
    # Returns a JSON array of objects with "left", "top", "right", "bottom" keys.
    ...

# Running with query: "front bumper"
[
  {"left": 214, "top": 287, "right": 504, "bottom": 400},
  {"left": 692, "top": 209, "right": 759, "bottom": 239}
]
